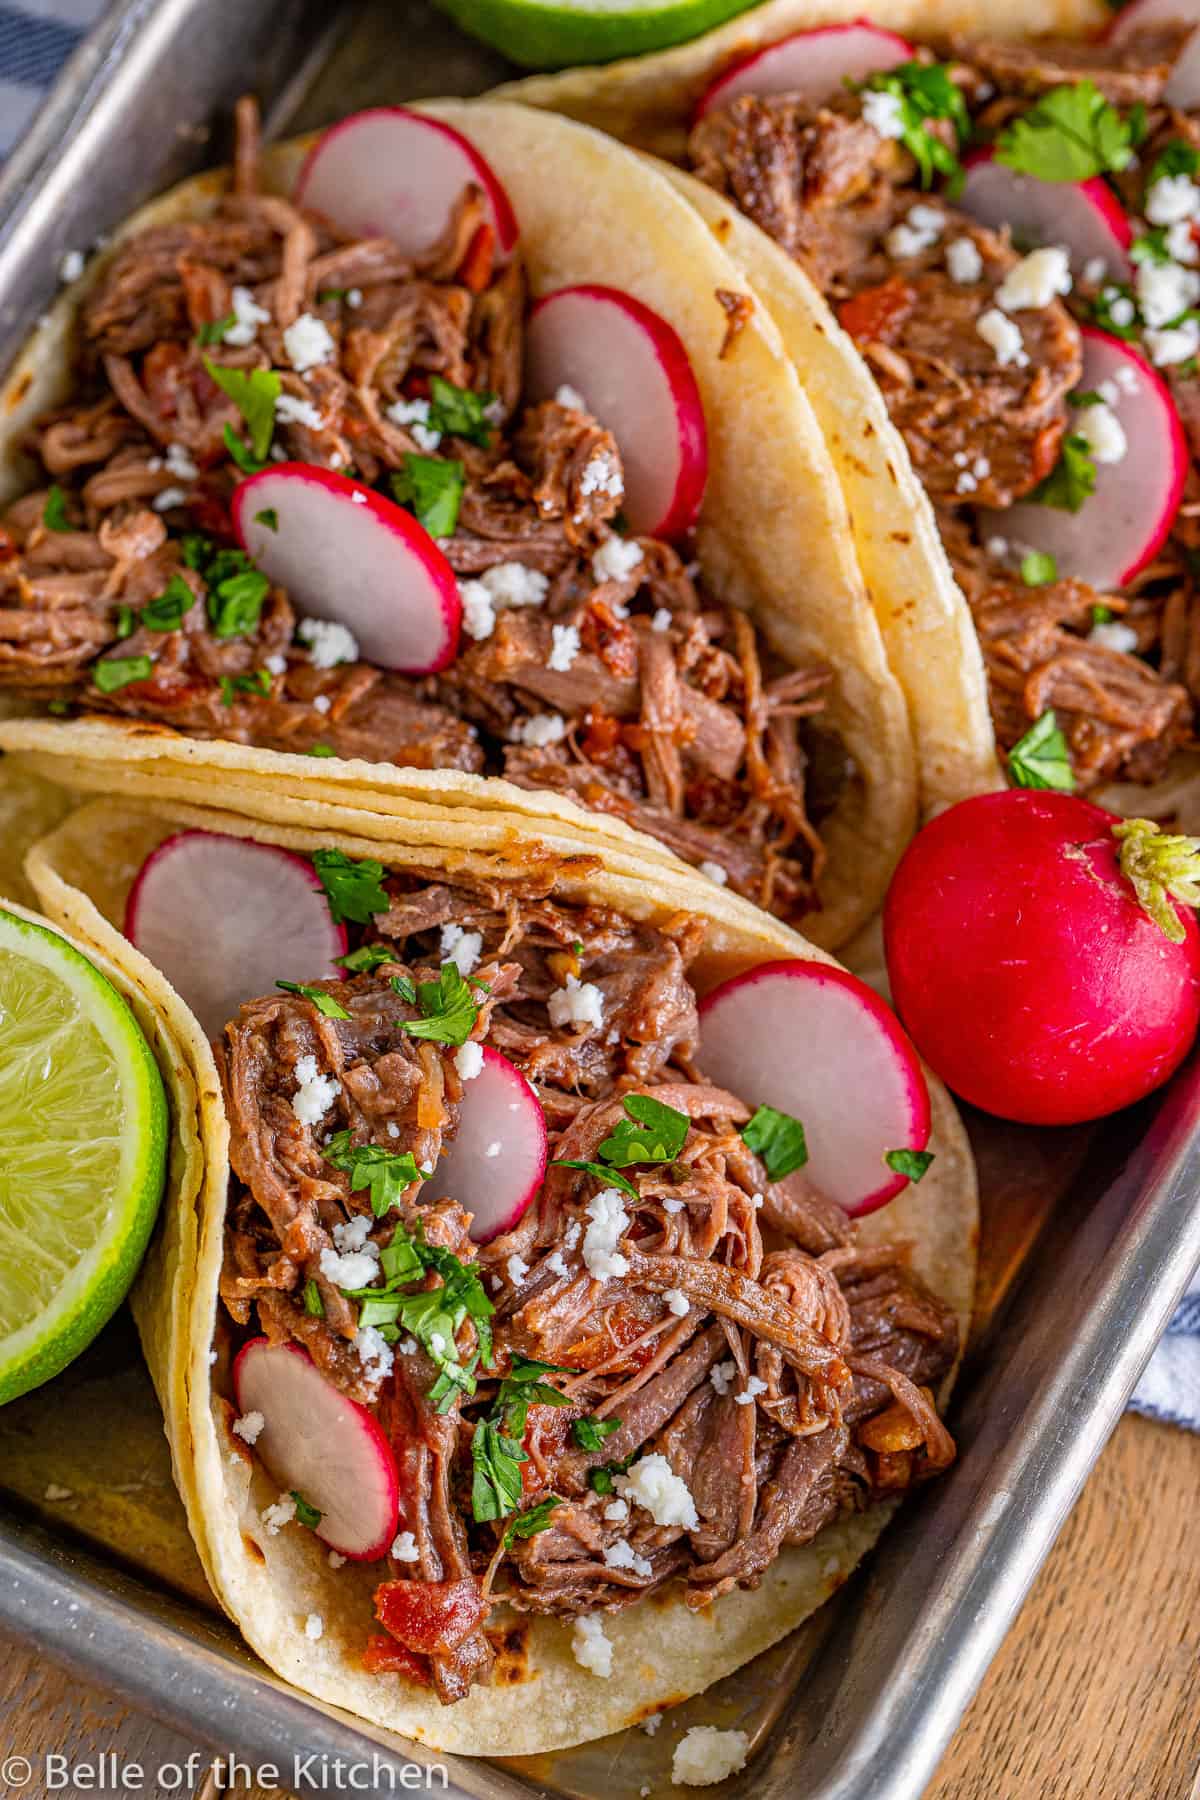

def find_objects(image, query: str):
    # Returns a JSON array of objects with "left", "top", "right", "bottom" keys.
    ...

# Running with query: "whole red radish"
[{"left": 883, "top": 791, "right": 1200, "bottom": 1125}]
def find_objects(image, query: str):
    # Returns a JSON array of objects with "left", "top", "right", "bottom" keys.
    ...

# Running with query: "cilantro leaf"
[
  {"left": 588, "top": 1451, "right": 636, "bottom": 1496},
  {"left": 93, "top": 655, "right": 152, "bottom": 693},
  {"left": 42, "top": 485, "right": 71, "bottom": 532},
  {"left": 114, "top": 606, "right": 135, "bottom": 640},
  {"left": 1020, "top": 550, "right": 1057, "bottom": 587},
  {"left": 323, "top": 1129, "right": 424, "bottom": 1217},
  {"left": 741, "top": 1104, "right": 808, "bottom": 1181},
  {"left": 428, "top": 376, "right": 495, "bottom": 447},
  {"left": 312, "top": 848, "right": 390, "bottom": 925},
  {"left": 255, "top": 507, "right": 279, "bottom": 531},
  {"left": 207, "top": 565, "right": 269, "bottom": 639},
  {"left": 222, "top": 423, "right": 267, "bottom": 475},
  {"left": 197, "top": 312, "right": 236, "bottom": 346},
  {"left": 335, "top": 944, "right": 400, "bottom": 974},
  {"left": 549, "top": 1158, "right": 639, "bottom": 1199},
  {"left": 140, "top": 573, "right": 194, "bottom": 632},
  {"left": 597, "top": 1093, "right": 690, "bottom": 1168},
  {"left": 1030, "top": 433, "right": 1097, "bottom": 513},
  {"left": 471, "top": 1419, "right": 527, "bottom": 1522},
  {"left": 1007, "top": 709, "right": 1076, "bottom": 792},
  {"left": 219, "top": 669, "right": 271, "bottom": 706},
  {"left": 995, "top": 82, "right": 1136, "bottom": 183},
  {"left": 291, "top": 1492, "right": 322, "bottom": 1529},
  {"left": 390, "top": 455, "right": 465, "bottom": 538},
  {"left": 496, "top": 1353, "right": 572, "bottom": 1440},
  {"left": 503, "top": 1496, "right": 564, "bottom": 1546},
  {"left": 1147, "top": 139, "right": 1200, "bottom": 190},
  {"left": 884, "top": 1148, "right": 936, "bottom": 1183},
  {"left": 308, "top": 743, "right": 336, "bottom": 757},
  {"left": 859, "top": 62, "right": 968, "bottom": 189},
  {"left": 1091, "top": 282, "right": 1140, "bottom": 340},
  {"left": 302, "top": 1278, "right": 324, "bottom": 1317},
  {"left": 572, "top": 1415, "right": 622, "bottom": 1452},
  {"left": 1131, "top": 228, "right": 1171, "bottom": 267},
  {"left": 204, "top": 359, "right": 280, "bottom": 462},
  {"left": 1091, "top": 602, "right": 1114, "bottom": 625},
  {"left": 275, "top": 979, "right": 352, "bottom": 1020},
  {"left": 398, "top": 962, "right": 484, "bottom": 1048}
]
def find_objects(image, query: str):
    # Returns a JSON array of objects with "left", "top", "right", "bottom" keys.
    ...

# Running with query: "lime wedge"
[
  {"left": 0, "top": 907, "right": 167, "bottom": 1405},
  {"left": 436, "top": 0, "right": 759, "bottom": 67}
]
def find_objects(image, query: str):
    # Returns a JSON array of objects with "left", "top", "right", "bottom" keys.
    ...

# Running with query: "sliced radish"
[
  {"left": 125, "top": 830, "right": 345, "bottom": 1039},
  {"left": 1109, "top": 0, "right": 1200, "bottom": 108},
  {"left": 233, "top": 1338, "right": 400, "bottom": 1561},
  {"left": 958, "top": 148, "right": 1131, "bottom": 282},
  {"left": 694, "top": 22, "right": 914, "bottom": 120},
  {"left": 698, "top": 960, "right": 930, "bottom": 1217},
  {"left": 232, "top": 465, "right": 460, "bottom": 675},
  {"left": 295, "top": 108, "right": 518, "bottom": 263},
  {"left": 525, "top": 286, "right": 708, "bottom": 540},
  {"left": 979, "top": 326, "right": 1187, "bottom": 591},
  {"left": 420, "top": 1046, "right": 547, "bottom": 1243}
]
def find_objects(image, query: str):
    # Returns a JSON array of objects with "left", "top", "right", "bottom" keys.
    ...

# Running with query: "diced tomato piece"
[
  {"left": 374, "top": 1577, "right": 487, "bottom": 1655},
  {"left": 837, "top": 277, "right": 916, "bottom": 346},
  {"left": 581, "top": 709, "right": 623, "bottom": 763},
  {"left": 457, "top": 223, "right": 497, "bottom": 295},
  {"left": 1030, "top": 419, "right": 1066, "bottom": 488},
  {"left": 521, "top": 1400, "right": 578, "bottom": 1499},
  {"left": 362, "top": 1635, "right": 433, "bottom": 1684}
]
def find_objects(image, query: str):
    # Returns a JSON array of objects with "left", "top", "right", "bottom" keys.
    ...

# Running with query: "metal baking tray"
[{"left": 2, "top": 3, "right": 1200, "bottom": 1793}]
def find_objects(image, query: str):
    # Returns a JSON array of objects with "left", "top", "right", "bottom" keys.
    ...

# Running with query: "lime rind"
[
  {"left": 0, "top": 907, "right": 168, "bottom": 1404},
  {"left": 436, "top": 0, "right": 760, "bottom": 67}
]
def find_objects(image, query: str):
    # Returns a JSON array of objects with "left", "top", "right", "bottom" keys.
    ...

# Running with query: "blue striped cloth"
[{"left": 4, "top": 0, "right": 1200, "bottom": 1434}]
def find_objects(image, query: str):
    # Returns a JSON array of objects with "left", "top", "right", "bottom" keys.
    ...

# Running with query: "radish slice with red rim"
[
  {"left": 978, "top": 327, "right": 1187, "bottom": 592},
  {"left": 525, "top": 285, "right": 708, "bottom": 540},
  {"left": 295, "top": 108, "right": 518, "bottom": 264},
  {"left": 694, "top": 22, "right": 914, "bottom": 119},
  {"left": 233, "top": 465, "right": 461, "bottom": 674},
  {"left": 233, "top": 1338, "right": 400, "bottom": 1561},
  {"left": 421, "top": 1046, "right": 547, "bottom": 1243},
  {"left": 958, "top": 148, "right": 1132, "bottom": 282},
  {"left": 1109, "top": 0, "right": 1200, "bottom": 107},
  {"left": 698, "top": 960, "right": 931, "bottom": 1217},
  {"left": 125, "top": 830, "right": 345, "bottom": 1039}
]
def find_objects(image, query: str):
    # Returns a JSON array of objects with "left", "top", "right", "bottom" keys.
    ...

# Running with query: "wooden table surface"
[{"left": 2, "top": 1412, "right": 1197, "bottom": 1800}]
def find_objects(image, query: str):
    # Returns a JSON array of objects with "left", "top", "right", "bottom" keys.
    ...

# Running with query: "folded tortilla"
[
  {"left": 0, "top": 98, "right": 922, "bottom": 949},
  {"left": 23, "top": 796, "right": 977, "bottom": 1756}
]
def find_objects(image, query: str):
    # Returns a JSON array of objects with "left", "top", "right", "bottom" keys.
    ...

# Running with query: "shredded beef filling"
[
  {"left": 218, "top": 867, "right": 959, "bottom": 1702},
  {"left": 687, "top": 35, "right": 1200, "bottom": 790},
  {"left": 0, "top": 95, "right": 830, "bottom": 924}
]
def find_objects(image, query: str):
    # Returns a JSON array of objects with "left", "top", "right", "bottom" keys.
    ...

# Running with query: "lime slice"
[
  {"left": 0, "top": 907, "right": 168, "bottom": 1405},
  {"left": 436, "top": 0, "right": 760, "bottom": 68}
]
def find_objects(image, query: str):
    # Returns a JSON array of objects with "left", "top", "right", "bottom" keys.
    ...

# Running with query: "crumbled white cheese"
[
  {"left": 582, "top": 1187, "right": 631, "bottom": 1281},
  {"left": 946, "top": 236, "right": 983, "bottom": 285},
  {"left": 564, "top": 1220, "right": 582, "bottom": 1250},
  {"left": 59, "top": 248, "right": 85, "bottom": 283},
  {"left": 391, "top": 1531, "right": 420, "bottom": 1562},
  {"left": 332, "top": 1213, "right": 373, "bottom": 1254},
  {"left": 328, "top": 1550, "right": 346, "bottom": 1569},
  {"left": 512, "top": 711, "right": 567, "bottom": 749},
  {"left": 580, "top": 452, "right": 624, "bottom": 499},
  {"left": 572, "top": 1613, "right": 614, "bottom": 1677},
  {"left": 592, "top": 535, "right": 645, "bottom": 585},
  {"left": 399, "top": 1336, "right": 418, "bottom": 1354},
  {"left": 454, "top": 1039, "right": 484, "bottom": 1082},
  {"left": 556, "top": 383, "right": 588, "bottom": 411},
  {"left": 697, "top": 859, "right": 728, "bottom": 886},
  {"left": 1073, "top": 400, "right": 1127, "bottom": 465},
  {"left": 224, "top": 284, "right": 271, "bottom": 347},
  {"left": 298, "top": 616, "right": 359, "bottom": 669},
  {"left": 662, "top": 1197, "right": 684, "bottom": 1215},
  {"left": 1146, "top": 317, "right": 1200, "bottom": 365},
  {"left": 1082, "top": 255, "right": 1109, "bottom": 286},
  {"left": 303, "top": 1612, "right": 324, "bottom": 1642},
  {"left": 545, "top": 1250, "right": 569, "bottom": 1278},
  {"left": 710, "top": 1360, "right": 736, "bottom": 1397},
  {"left": 955, "top": 470, "right": 978, "bottom": 495},
  {"left": 861, "top": 89, "right": 905, "bottom": 139},
  {"left": 459, "top": 581, "right": 496, "bottom": 641},
  {"left": 548, "top": 622, "right": 582, "bottom": 672},
  {"left": 261, "top": 1493, "right": 297, "bottom": 1535},
  {"left": 751, "top": 1191, "right": 764, "bottom": 1210},
  {"left": 1090, "top": 620, "right": 1139, "bottom": 653},
  {"left": 663, "top": 1288, "right": 690, "bottom": 1317},
  {"left": 976, "top": 308, "right": 1028, "bottom": 368},
  {"left": 152, "top": 486, "right": 188, "bottom": 512},
  {"left": 312, "top": 694, "right": 332, "bottom": 715},
  {"left": 734, "top": 1375, "right": 768, "bottom": 1407},
  {"left": 651, "top": 606, "right": 673, "bottom": 633},
  {"left": 672, "top": 1727, "right": 750, "bottom": 1787},
  {"left": 291, "top": 1054, "right": 341, "bottom": 1127},
  {"left": 276, "top": 393, "right": 327, "bottom": 431},
  {"left": 1103, "top": 289, "right": 1137, "bottom": 328},
  {"left": 346, "top": 288, "right": 362, "bottom": 308},
  {"left": 643, "top": 1713, "right": 663, "bottom": 1737},
  {"left": 548, "top": 973, "right": 604, "bottom": 1031},
  {"left": 507, "top": 1252, "right": 530, "bottom": 1287},
  {"left": 233, "top": 1410, "right": 265, "bottom": 1445},
  {"left": 996, "top": 246, "right": 1072, "bottom": 313},
  {"left": 1168, "top": 219, "right": 1200, "bottom": 266},
  {"left": 885, "top": 203, "right": 944, "bottom": 260},
  {"left": 386, "top": 1122, "right": 400, "bottom": 1138},
  {"left": 985, "top": 535, "right": 1010, "bottom": 561},
  {"left": 265, "top": 653, "right": 287, "bottom": 675},
  {"left": 973, "top": 454, "right": 991, "bottom": 479},
  {"left": 486, "top": 561, "right": 551, "bottom": 609},
  {"left": 164, "top": 442, "right": 198, "bottom": 482},
  {"left": 1147, "top": 174, "right": 1200, "bottom": 226},
  {"left": 603, "top": 1539, "right": 654, "bottom": 1579},
  {"left": 354, "top": 1324, "right": 395, "bottom": 1379},
  {"left": 283, "top": 312, "right": 337, "bottom": 372},
  {"left": 604, "top": 1498, "right": 630, "bottom": 1523},
  {"left": 1137, "top": 257, "right": 1200, "bottom": 329},
  {"left": 319, "top": 1244, "right": 380, "bottom": 1289},
  {"left": 440, "top": 921, "right": 482, "bottom": 977},
  {"left": 387, "top": 395, "right": 442, "bottom": 452},
  {"left": 617, "top": 1453, "right": 700, "bottom": 1530}
]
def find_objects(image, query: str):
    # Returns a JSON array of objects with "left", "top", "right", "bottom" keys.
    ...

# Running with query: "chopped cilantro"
[
  {"left": 572, "top": 1415, "right": 622, "bottom": 1452},
  {"left": 312, "top": 847, "right": 390, "bottom": 925},
  {"left": 1030, "top": 433, "right": 1097, "bottom": 513},
  {"left": 741, "top": 1104, "right": 808, "bottom": 1181},
  {"left": 196, "top": 312, "right": 236, "bottom": 346},
  {"left": 204, "top": 359, "right": 280, "bottom": 462},
  {"left": 275, "top": 979, "right": 351, "bottom": 1019},
  {"left": 1091, "top": 282, "right": 1140, "bottom": 341},
  {"left": 42, "top": 485, "right": 71, "bottom": 532},
  {"left": 1091, "top": 602, "right": 1114, "bottom": 626},
  {"left": 428, "top": 376, "right": 495, "bottom": 447},
  {"left": 254, "top": 507, "right": 279, "bottom": 531},
  {"left": 141, "top": 573, "right": 194, "bottom": 632},
  {"left": 1007, "top": 709, "right": 1076, "bottom": 792},
  {"left": 46, "top": 698, "right": 71, "bottom": 716},
  {"left": 549, "top": 1158, "right": 639, "bottom": 1199},
  {"left": 317, "top": 288, "right": 350, "bottom": 303},
  {"left": 995, "top": 82, "right": 1136, "bottom": 183},
  {"left": 302, "top": 1278, "right": 324, "bottom": 1317},
  {"left": 503, "top": 1497, "right": 564, "bottom": 1546},
  {"left": 496, "top": 1354, "right": 573, "bottom": 1440},
  {"left": 390, "top": 454, "right": 465, "bottom": 538},
  {"left": 1071, "top": 390, "right": 1105, "bottom": 408},
  {"left": 1131, "top": 229, "right": 1171, "bottom": 266},
  {"left": 1147, "top": 139, "right": 1200, "bottom": 190},
  {"left": 397, "top": 962, "right": 486, "bottom": 1048},
  {"left": 596, "top": 1093, "right": 690, "bottom": 1168},
  {"left": 885, "top": 1148, "right": 935, "bottom": 1183},
  {"left": 207, "top": 565, "right": 269, "bottom": 639},
  {"left": 858, "top": 62, "right": 969, "bottom": 189},
  {"left": 335, "top": 944, "right": 399, "bottom": 973},
  {"left": 1020, "top": 550, "right": 1057, "bottom": 587},
  {"left": 308, "top": 743, "right": 336, "bottom": 756},
  {"left": 114, "top": 606, "right": 135, "bottom": 640},
  {"left": 471, "top": 1419, "right": 527, "bottom": 1522},
  {"left": 291, "top": 1492, "right": 322, "bottom": 1529},
  {"left": 589, "top": 1451, "right": 636, "bottom": 1496},
  {"left": 219, "top": 669, "right": 271, "bottom": 706},
  {"left": 222, "top": 422, "right": 267, "bottom": 476},
  {"left": 93, "top": 655, "right": 152, "bottom": 693},
  {"left": 323, "top": 1129, "right": 424, "bottom": 1217}
]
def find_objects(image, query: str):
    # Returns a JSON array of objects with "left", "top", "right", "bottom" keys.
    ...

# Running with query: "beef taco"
[
  {"left": 0, "top": 96, "right": 919, "bottom": 949},
  {"left": 507, "top": 0, "right": 1200, "bottom": 814},
  {"left": 24, "top": 798, "right": 976, "bottom": 1755}
]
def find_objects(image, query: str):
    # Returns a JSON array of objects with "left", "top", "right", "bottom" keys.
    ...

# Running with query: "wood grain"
[{"left": 2, "top": 1414, "right": 1198, "bottom": 1798}]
